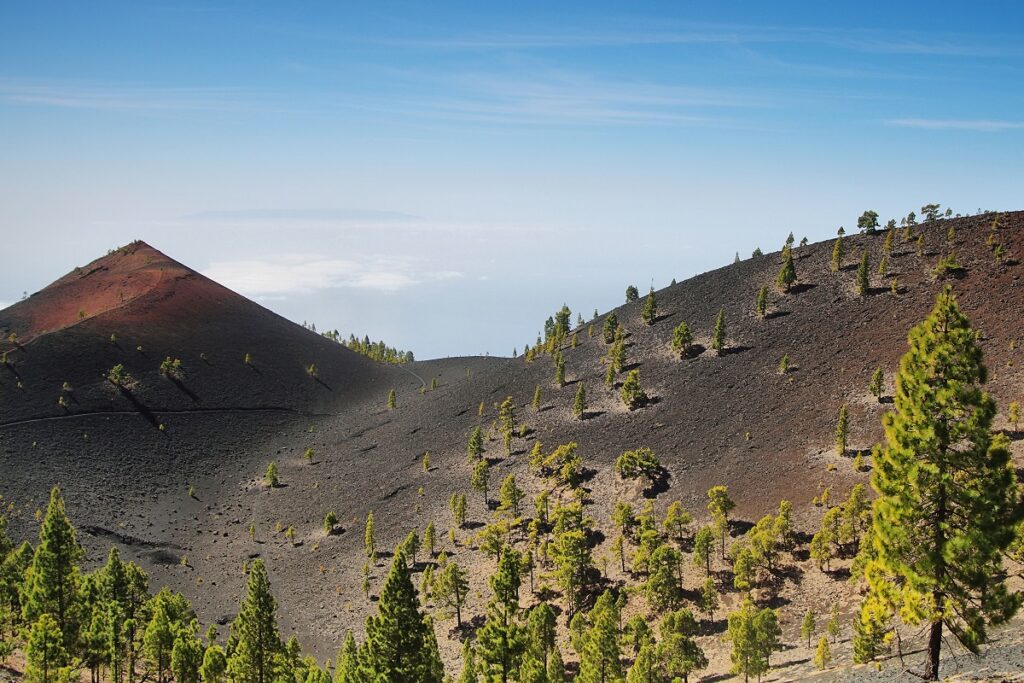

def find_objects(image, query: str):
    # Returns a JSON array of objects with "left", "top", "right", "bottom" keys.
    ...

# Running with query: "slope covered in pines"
[{"left": 2, "top": 211, "right": 1023, "bottom": 680}]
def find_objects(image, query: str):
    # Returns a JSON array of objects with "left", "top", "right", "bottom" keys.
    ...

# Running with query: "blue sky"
[{"left": 1, "top": 2, "right": 1022, "bottom": 358}]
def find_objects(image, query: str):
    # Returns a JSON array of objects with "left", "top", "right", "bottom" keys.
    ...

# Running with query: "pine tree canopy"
[{"left": 867, "top": 286, "right": 1022, "bottom": 679}]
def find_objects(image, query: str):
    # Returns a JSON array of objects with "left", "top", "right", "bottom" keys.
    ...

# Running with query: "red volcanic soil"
[
  {"left": 0, "top": 241, "right": 395, "bottom": 425},
  {"left": 3, "top": 242, "right": 180, "bottom": 340}
]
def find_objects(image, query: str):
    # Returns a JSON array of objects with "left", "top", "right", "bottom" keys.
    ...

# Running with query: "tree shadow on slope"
[
  {"left": 788, "top": 282, "right": 817, "bottom": 294},
  {"left": 170, "top": 377, "right": 200, "bottom": 403},
  {"left": 116, "top": 385, "right": 160, "bottom": 428}
]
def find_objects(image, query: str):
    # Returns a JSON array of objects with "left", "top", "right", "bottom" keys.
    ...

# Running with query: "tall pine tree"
[
  {"left": 227, "top": 560, "right": 283, "bottom": 683},
  {"left": 866, "top": 287, "right": 1022, "bottom": 679},
  {"left": 358, "top": 549, "right": 443, "bottom": 682},
  {"left": 23, "top": 487, "right": 84, "bottom": 650}
]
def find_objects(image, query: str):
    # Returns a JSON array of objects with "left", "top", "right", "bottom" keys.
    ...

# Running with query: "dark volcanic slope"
[{"left": 2, "top": 213, "right": 1023, "bottom": 668}]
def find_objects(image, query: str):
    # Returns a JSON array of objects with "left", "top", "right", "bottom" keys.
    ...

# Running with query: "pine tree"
[
  {"left": 548, "top": 647, "right": 567, "bottom": 683},
  {"left": 657, "top": 608, "right": 706, "bottom": 683},
  {"left": 1009, "top": 400, "right": 1021, "bottom": 433},
  {"left": 25, "top": 613, "right": 69, "bottom": 683},
  {"left": 663, "top": 501, "right": 692, "bottom": 547},
  {"left": 867, "top": 287, "right": 1022, "bottom": 679},
  {"left": 852, "top": 597, "right": 890, "bottom": 664},
  {"left": 813, "top": 635, "right": 831, "bottom": 670},
  {"left": 869, "top": 367, "right": 884, "bottom": 400},
  {"left": 855, "top": 250, "right": 870, "bottom": 296},
  {"left": 554, "top": 353, "right": 566, "bottom": 387},
  {"left": 834, "top": 404, "right": 848, "bottom": 456},
  {"left": 467, "top": 426, "right": 485, "bottom": 463},
  {"left": 603, "top": 313, "right": 618, "bottom": 344},
  {"left": 699, "top": 577, "right": 718, "bottom": 621},
  {"left": 264, "top": 462, "right": 278, "bottom": 488},
  {"left": 626, "top": 642, "right": 658, "bottom": 683},
  {"left": 551, "top": 529, "right": 591, "bottom": 621},
  {"left": 641, "top": 288, "right": 657, "bottom": 325},
  {"left": 671, "top": 321, "right": 693, "bottom": 358},
  {"left": 432, "top": 559, "right": 469, "bottom": 627},
  {"left": 472, "top": 459, "right": 491, "bottom": 506},
  {"left": 423, "top": 521, "right": 436, "bottom": 557},
  {"left": 826, "top": 604, "right": 840, "bottom": 643},
  {"left": 22, "top": 487, "right": 83, "bottom": 648},
  {"left": 477, "top": 549, "right": 525, "bottom": 683},
  {"left": 755, "top": 286, "right": 768, "bottom": 320},
  {"left": 521, "top": 603, "right": 556, "bottom": 681},
  {"left": 573, "top": 382, "right": 587, "bottom": 420},
  {"left": 199, "top": 644, "right": 227, "bottom": 683},
  {"left": 776, "top": 246, "right": 797, "bottom": 292},
  {"left": 831, "top": 235, "right": 843, "bottom": 272},
  {"left": 707, "top": 486, "right": 735, "bottom": 558},
  {"left": 457, "top": 639, "right": 478, "bottom": 683},
  {"left": 625, "top": 285, "right": 639, "bottom": 303},
  {"left": 532, "top": 385, "right": 542, "bottom": 411},
  {"left": 423, "top": 451, "right": 431, "bottom": 471},
  {"left": 451, "top": 493, "right": 467, "bottom": 528},
  {"left": 144, "top": 600, "right": 175, "bottom": 683},
  {"left": 227, "top": 560, "right": 282, "bottom": 683},
  {"left": 711, "top": 308, "right": 726, "bottom": 355},
  {"left": 497, "top": 475, "right": 525, "bottom": 519},
  {"left": 693, "top": 527, "right": 714, "bottom": 576},
  {"left": 386, "top": 389, "right": 397, "bottom": 409},
  {"left": 170, "top": 624, "right": 203, "bottom": 683},
  {"left": 577, "top": 591, "right": 623, "bottom": 683},
  {"left": 645, "top": 545, "right": 683, "bottom": 611},
  {"left": 801, "top": 609, "right": 816, "bottom": 648},
  {"left": 364, "top": 513, "right": 375, "bottom": 561},
  {"left": 726, "top": 597, "right": 781, "bottom": 683},
  {"left": 359, "top": 550, "right": 443, "bottom": 682},
  {"left": 620, "top": 370, "right": 647, "bottom": 409}
]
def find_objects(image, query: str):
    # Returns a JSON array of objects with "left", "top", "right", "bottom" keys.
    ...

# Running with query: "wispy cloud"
[
  {"left": 0, "top": 79, "right": 289, "bottom": 114},
  {"left": 202, "top": 254, "right": 462, "bottom": 296},
  {"left": 180, "top": 208, "right": 420, "bottom": 223},
  {"left": 347, "top": 70, "right": 771, "bottom": 128},
  {"left": 369, "top": 24, "right": 1020, "bottom": 58},
  {"left": 886, "top": 118, "right": 1024, "bottom": 132}
]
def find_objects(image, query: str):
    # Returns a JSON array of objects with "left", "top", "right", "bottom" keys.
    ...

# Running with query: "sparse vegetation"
[
  {"left": 264, "top": 462, "right": 279, "bottom": 487},
  {"left": 620, "top": 370, "right": 647, "bottom": 409},
  {"left": 671, "top": 321, "right": 693, "bottom": 357}
]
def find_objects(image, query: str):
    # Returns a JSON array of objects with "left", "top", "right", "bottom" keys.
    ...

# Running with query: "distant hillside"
[{"left": 0, "top": 240, "right": 392, "bottom": 426}]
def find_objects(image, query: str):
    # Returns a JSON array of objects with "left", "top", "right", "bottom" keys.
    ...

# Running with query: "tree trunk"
[{"left": 924, "top": 619, "right": 942, "bottom": 680}]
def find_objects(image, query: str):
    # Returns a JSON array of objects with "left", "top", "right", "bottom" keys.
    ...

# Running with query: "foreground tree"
[
  {"left": 866, "top": 287, "right": 1022, "bottom": 680},
  {"left": 24, "top": 613, "right": 69, "bottom": 683},
  {"left": 22, "top": 487, "right": 83, "bottom": 648},
  {"left": 433, "top": 560, "right": 469, "bottom": 627},
  {"left": 359, "top": 550, "right": 443, "bottom": 681},
  {"left": 726, "top": 598, "right": 781, "bottom": 683},
  {"left": 227, "top": 560, "right": 282, "bottom": 683},
  {"left": 477, "top": 550, "right": 525, "bottom": 683}
]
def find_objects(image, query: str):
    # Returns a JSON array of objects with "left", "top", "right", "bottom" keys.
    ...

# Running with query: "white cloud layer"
[{"left": 202, "top": 254, "right": 461, "bottom": 296}]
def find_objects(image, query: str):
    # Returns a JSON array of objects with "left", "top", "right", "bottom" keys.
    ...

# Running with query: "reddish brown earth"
[{"left": 2, "top": 213, "right": 1023, "bottom": 679}]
